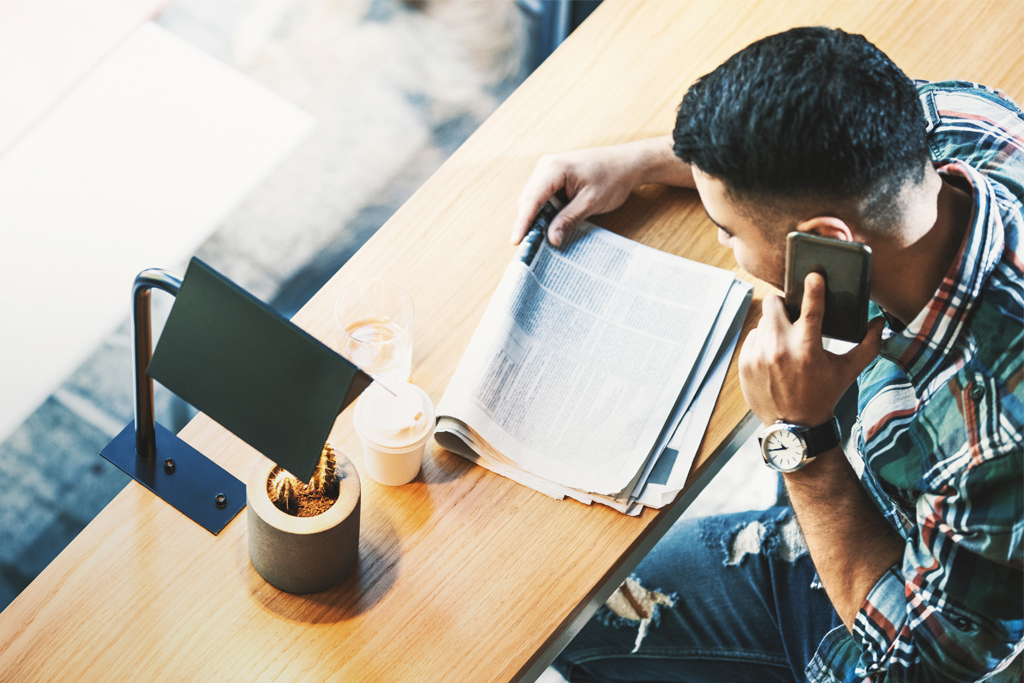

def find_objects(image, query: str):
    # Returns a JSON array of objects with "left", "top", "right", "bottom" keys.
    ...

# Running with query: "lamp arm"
[{"left": 132, "top": 269, "right": 182, "bottom": 460}]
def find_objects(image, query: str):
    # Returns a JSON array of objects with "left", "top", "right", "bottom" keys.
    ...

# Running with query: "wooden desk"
[{"left": 1, "top": 2, "right": 1020, "bottom": 681}]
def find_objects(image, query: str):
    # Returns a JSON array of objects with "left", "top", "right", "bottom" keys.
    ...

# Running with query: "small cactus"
[
  {"left": 310, "top": 443, "right": 339, "bottom": 498},
  {"left": 269, "top": 469, "right": 300, "bottom": 514},
  {"left": 267, "top": 442, "right": 340, "bottom": 516}
]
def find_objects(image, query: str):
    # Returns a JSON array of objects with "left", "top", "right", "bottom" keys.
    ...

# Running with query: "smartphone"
[{"left": 784, "top": 233, "right": 872, "bottom": 343}]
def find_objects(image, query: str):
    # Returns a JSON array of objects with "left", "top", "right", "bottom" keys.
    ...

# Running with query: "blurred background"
[
  {"left": 0, "top": 0, "right": 605, "bottom": 614},
  {"left": 0, "top": 0, "right": 775, "bottom": 634}
]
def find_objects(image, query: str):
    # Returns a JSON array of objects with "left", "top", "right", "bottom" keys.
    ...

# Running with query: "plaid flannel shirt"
[{"left": 806, "top": 82, "right": 1024, "bottom": 682}]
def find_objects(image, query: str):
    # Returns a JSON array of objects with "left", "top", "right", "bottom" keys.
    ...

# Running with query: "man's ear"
[{"left": 794, "top": 216, "right": 856, "bottom": 242}]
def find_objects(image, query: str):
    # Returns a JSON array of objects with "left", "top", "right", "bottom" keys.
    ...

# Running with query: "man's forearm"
[
  {"left": 629, "top": 136, "right": 696, "bottom": 189},
  {"left": 783, "top": 447, "right": 905, "bottom": 629}
]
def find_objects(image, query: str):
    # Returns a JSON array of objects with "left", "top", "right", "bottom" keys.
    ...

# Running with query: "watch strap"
[{"left": 801, "top": 416, "right": 842, "bottom": 457}]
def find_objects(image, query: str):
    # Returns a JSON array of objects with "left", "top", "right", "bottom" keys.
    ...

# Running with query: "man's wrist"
[
  {"left": 760, "top": 416, "right": 840, "bottom": 473},
  {"left": 782, "top": 444, "right": 847, "bottom": 486},
  {"left": 633, "top": 136, "right": 692, "bottom": 188},
  {"left": 756, "top": 410, "right": 838, "bottom": 430}
]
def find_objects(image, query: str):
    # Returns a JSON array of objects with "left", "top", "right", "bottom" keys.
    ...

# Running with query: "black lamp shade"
[{"left": 148, "top": 258, "right": 372, "bottom": 482}]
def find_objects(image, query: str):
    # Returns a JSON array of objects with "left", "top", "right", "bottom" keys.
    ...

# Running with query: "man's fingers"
[
  {"left": 510, "top": 214, "right": 533, "bottom": 245},
  {"left": 799, "top": 272, "right": 826, "bottom": 336},
  {"left": 548, "top": 194, "right": 589, "bottom": 246},
  {"left": 511, "top": 167, "right": 565, "bottom": 244},
  {"left": 737, "top": 327, "right": 759, "bottom": 385},
  {"left": 739, "top": 326, "right": 758, "bottom": 358},
  {"left": 758, "top": 294, "right": 791, "bottom": 339},
  {"left": 511, "top": 192, "right": 553, "bottom": 244}
]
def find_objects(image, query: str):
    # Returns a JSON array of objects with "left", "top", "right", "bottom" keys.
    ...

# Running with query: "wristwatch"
[{"left": 758, "top": 416, "right": 841, "bottom": 473}]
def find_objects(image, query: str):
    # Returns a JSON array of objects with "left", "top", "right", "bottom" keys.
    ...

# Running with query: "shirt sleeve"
[
  {"left": 807, "top": 444, "right": 1023, "bottom": 683},
  {"left": 814, "top": 349, "right": 1024, "bottom": 683},
  {"left": 851, "top": 446, "right": 1023, "bottom": 682}
]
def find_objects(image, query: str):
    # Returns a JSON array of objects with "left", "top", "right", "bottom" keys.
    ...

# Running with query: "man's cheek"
[{"left": 732, "top": 247, "right": 756, "bottom": 278}]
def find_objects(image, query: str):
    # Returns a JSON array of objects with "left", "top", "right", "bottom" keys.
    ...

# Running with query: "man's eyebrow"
[{"left": 703, "top": 208, "right": 733, "bottom": 237}]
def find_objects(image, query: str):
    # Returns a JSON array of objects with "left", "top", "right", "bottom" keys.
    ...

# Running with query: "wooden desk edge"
[{"left": 515, "top": 411, "right": 759, "bottom": 682}]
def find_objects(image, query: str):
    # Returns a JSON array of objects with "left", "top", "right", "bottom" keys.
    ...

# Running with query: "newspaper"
[
  {"left": 435, "top": 202, "right": 751, "bottom": 513},
  {"left": 633, "top": 280, "right": 751, "bottom": 510}
]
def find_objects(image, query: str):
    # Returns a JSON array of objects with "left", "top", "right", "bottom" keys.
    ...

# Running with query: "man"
[{"left": 512, "top": 27, "right": 1023, "bottom": 683}]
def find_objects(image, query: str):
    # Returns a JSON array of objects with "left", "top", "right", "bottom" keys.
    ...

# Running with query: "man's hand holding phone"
[{"left": 739, "top": 272, "right": 885, "bottom": 430}]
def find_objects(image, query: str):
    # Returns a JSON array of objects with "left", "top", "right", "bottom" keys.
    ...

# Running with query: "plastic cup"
[
  {"left": 353, "top": 382, "right": 435, "bottom": 486},
  {"left": 334, "top": 280, "right": 414, "bottom": 385}
]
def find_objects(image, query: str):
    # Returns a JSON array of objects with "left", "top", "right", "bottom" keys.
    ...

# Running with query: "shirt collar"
[{"left": 879, "top": 160, "right": 1005, "bottom": 392}]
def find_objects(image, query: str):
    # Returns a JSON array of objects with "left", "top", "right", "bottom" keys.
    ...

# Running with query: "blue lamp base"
[{"left": 101, "top": 421, "right": 246, "bottom": 535}]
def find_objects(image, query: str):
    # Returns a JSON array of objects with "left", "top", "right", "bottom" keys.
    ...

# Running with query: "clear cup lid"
[{"left": 355, "top": 382, "right": 434, "bottom": 449}]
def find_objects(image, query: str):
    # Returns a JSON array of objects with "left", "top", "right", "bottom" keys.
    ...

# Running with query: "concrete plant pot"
[{"left": 246, "top": 454, "right": 360, "bottom": 593}]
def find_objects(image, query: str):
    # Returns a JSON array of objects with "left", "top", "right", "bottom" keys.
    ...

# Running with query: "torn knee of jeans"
[
  {"left": 698, "top": 516, "right": 732, "bottom": 550},
  {"left": 600, "top": 576, "right": 676, "bottom": 652},
  {"left": 723, "top": 512, "right": 807, "bottom": 566}
]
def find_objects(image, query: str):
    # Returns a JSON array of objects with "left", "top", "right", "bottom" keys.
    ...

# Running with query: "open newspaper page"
[
  {"left": 633, "top": 280, "right": 752, "bottom": 509},
  {"left": 628, "top": 279, "right": 752, "bottom": 499},
  {"left": 436, "top": 211, "right": 736, "bottom": 498}
]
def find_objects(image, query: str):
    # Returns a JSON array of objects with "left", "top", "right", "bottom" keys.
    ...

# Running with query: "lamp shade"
[{"left": 148, "top": 258, "right": 372, "bottom": 482}]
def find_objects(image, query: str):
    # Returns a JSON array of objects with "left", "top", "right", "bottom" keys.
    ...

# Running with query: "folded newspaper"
[{"left": 434, "top": 200, "right": 752, "bottom": 515}]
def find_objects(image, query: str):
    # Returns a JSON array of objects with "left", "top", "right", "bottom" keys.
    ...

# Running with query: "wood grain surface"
[{"left": 1, "top": 1, "right": 1020, "bottom": 681}]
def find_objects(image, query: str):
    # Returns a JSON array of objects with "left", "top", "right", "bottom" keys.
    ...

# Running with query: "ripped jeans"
[{"left": 553, "top": 507, "right": 842, "bottom": 683}]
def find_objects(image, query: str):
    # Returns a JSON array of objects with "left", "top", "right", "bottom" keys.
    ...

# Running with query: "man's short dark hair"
[{"left": 673, "top": 27, "right": 929, "bottom": 228}]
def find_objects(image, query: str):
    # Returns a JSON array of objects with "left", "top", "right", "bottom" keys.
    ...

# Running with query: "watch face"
[{"left": 763, "top": 428, "right": 806, "bottom": 472}]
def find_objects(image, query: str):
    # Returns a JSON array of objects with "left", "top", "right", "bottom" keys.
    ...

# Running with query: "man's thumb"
[{"left": 548, "top": 196, "right": 588, "bottom": 246}]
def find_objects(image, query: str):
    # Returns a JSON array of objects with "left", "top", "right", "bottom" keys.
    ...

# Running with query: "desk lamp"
[{"left": 100, "top": 257, "right": 372, "bottom": 534}]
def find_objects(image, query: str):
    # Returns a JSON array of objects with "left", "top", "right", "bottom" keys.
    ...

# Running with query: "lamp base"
[{"left": 101, "top": 421, "right": 246, "bottom": 535}]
